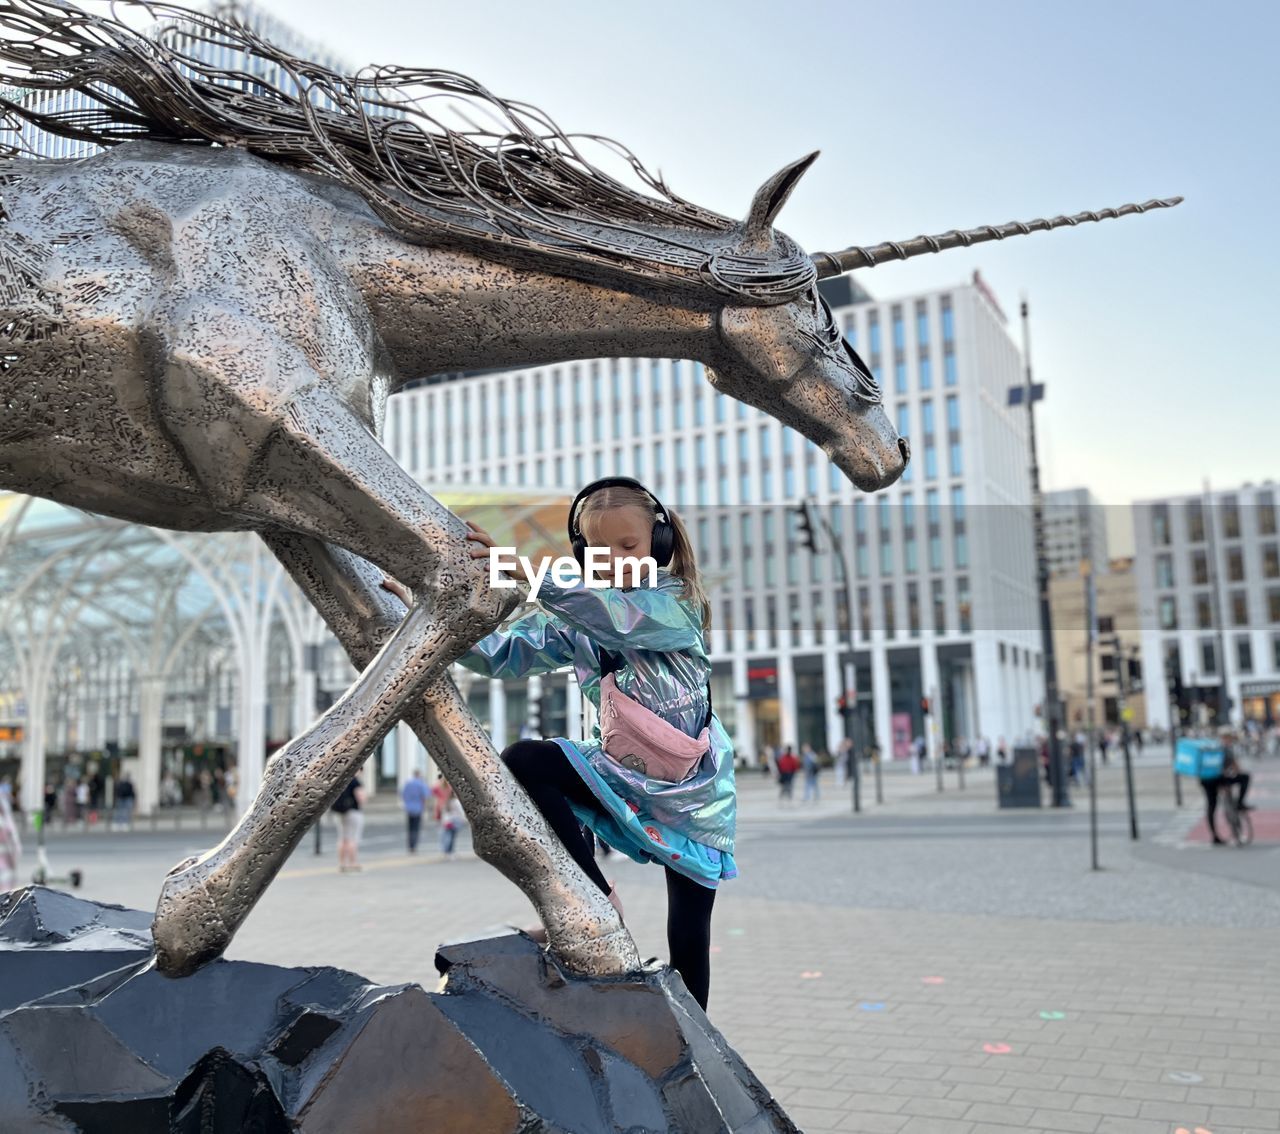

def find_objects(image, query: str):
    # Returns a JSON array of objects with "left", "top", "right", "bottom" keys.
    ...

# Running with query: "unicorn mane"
[{"left": 0, "top": 0, "right": 817, "bottom": 302}]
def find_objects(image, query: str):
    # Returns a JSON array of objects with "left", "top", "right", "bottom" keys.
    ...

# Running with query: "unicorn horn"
[{"left": 811, "top": 196, "right": 1183, "bottom": 277}]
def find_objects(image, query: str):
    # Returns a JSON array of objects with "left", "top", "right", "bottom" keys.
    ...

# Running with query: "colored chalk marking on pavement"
[
  {"left": 1039, "top": 1010, "right": 1066, "bottom": 1020},
  {"left": 709, "top": 945, "right": 722, "bottom": 954},
  {"left": 1167, "top": 1071, "right": 1204, "bottom": 1085},
  {"left": 728, "top": 928, "right": 745, "bottom": 936},
  {"left": 982, "top": 1043, "right": 1012, "bottom": 1055},
  {"left": 857, "top": 1002, "right": 886, "bottom": 1011},
  {"left": 800, "top": 971, "right": 823, "bottom": 979},
  {"left": 1174, "top": 1127, "right": 1214, "bottom": 1134},
  {"left": 921, "top": 976, "right": 945, "bottom": 985}
]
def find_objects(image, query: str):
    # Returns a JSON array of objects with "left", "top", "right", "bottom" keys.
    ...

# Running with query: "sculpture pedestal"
[{"left": 0, "top": 886, "right": 798, "bottom": 1133}]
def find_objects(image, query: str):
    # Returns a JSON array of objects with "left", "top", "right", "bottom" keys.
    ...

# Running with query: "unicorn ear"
[{"left": 743, "top": 151, "right": 820, "bottom": 243}]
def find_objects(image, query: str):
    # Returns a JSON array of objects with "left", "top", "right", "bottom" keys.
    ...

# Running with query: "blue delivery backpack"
[{"left": 1174, "top": 737, "right": 1225, "bottom": 780}]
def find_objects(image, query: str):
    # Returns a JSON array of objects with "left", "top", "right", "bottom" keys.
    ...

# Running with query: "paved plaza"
[{"left": 25, "top": 746, "right": 1280, "bottom": 1134}]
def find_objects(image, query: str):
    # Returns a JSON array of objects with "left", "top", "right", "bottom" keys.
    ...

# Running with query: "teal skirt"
[{"left": 550, "top": 737, "right": 738, "bottom": 889}]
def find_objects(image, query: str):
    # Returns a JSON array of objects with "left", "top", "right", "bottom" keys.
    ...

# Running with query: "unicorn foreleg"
[{"left": 262, "top": 532, "right": 641, "bottom": 977}]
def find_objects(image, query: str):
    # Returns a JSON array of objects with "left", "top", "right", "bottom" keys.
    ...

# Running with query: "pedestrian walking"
[
  {"left": 433, "top": 775, "right": 465, "bottom": 858},
  {"left": 911, "top": 734, "right": 925, "bottom": 775},
  {"left": 976, "top": 736, "right": 991, "bottom": 767},
  {"left": 113, "top": 773, "right": 136, "bottom": 830},
  {"left": 1099, "top": 730, "right": 1110, "bottom": 767},
  {"left": 401, "top": 768, "right": 429, "bottom": 852},
  {"left": 330, "top": 775, "right": 365, "bottom": 872},
  {"left": 834, "top": 738, "right": 849, "bottom": 788},
  {"left": 0, "top": 782, "right": 20, "bottom": 893},
  {"left": 398, "top": 476, "right": 735, "bottom": 1012},
  {"left": 1067, "top": 731, "right": 1084, "bottom": 784},
  {"left": 800, "top": 743, "right": 821, "bottom": 803},
  {"left": 776, "top": 746, "right": 799, "bottom": 804},
  {"left": 75, "top": 778, "right": 90, "bottom": 826}
]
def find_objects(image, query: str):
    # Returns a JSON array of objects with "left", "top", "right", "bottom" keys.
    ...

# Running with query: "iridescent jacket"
[{"left": 455, "top": 565, "right": 737, "bottom": 855}]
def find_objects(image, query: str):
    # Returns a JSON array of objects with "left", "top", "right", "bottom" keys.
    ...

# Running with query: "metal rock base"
[{"left": 0, "top": 887, "right": 798, "bottom": 1133}]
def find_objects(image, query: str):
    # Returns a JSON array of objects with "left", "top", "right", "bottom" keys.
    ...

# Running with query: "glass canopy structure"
[{"left": 0, "top": 487, "right": 575, "bottom": 819}]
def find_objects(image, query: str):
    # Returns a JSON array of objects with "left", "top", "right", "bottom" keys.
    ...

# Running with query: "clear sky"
[{"left": 247, "top": 0, "right": 1275, "bottom": 548}]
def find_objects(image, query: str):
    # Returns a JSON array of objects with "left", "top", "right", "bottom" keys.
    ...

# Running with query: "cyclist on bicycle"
[{"left": 1202, "top": 739, "right": 1253, "bottom": 846}]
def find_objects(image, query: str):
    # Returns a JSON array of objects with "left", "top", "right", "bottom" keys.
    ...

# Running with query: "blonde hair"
[{"left": 578, "top": 485, "right": 712, "bottom": 636}]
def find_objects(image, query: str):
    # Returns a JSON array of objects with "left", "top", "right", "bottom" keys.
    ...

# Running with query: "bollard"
[{"left": 874, "top": 754, "right": 883, "bottom": 804}]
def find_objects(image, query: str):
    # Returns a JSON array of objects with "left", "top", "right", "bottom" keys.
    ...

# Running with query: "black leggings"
[
  {"left": 1202, "top": 772, "right": 1251, "bottom": 839},
  {"left": 502, "top": 739, "right": 717, "bottom": 1010}
]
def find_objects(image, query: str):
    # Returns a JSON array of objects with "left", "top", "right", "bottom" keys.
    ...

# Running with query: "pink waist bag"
[{"left": 599, "top": 672, "right": 710, "bottom": 783}]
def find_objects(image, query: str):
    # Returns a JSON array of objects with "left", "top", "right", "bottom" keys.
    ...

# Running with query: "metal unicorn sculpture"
[{"left": 0, "top": 0, "right": 1179, "bottom": 979}]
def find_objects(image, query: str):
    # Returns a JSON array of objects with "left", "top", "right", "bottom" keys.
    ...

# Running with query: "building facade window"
[
  {"left": 1191, "top": 549, "right": 1209, "bottom": 585},
  {"left": 922, "top": 400, "right": 936, "bottom": 479},
  {"left": 1200, "top": 639, "right": 1217, "bottom": 676},
  {"left": 902, "top": 494, "right": 917, "bottom": 573},
  {"left": 1196, "top": 594, "right": 1213, "bottom": 629},
  {"left": 810, "top": 589, "right": 825, "bottom": 642},
  {"left": 951, "top": 486, "right": 967, "bottom": 569},
  {"left": 1236, "top": 636, "right": 1253, "bottom": 674},
  {"left": 1159, "top": 596, "right": 1177, "bottom": 630},
  {"left": 1156, "top": 554, "right": 1175, "bottom": 589},
  {"left": 1227, "top": 547, "right": 1245, "bottom": 582},
  {"left": 956, "top": 576, "right": 972, "bottom": 633},
  {"left": 1223, "top": 495, "right": 1241, "bottom": 539},
  {"left": 1231, "top": 591, "right": 1249, "bottom": 626},
  {"left": 1152, "top": 503, "right": 1170, "bottom": 546},
  {"left": 1263, "top": 543, "right": 1280, "bottom": 579},
  {"left": 932, "top": 578, "right": 946, "bottom": 635},
  {"left": 1185, "top": 500, "right": 1204, "bottom": 543},
  {"left": 896, "top": 404, "right": 912, "bottom": 483},
  {"left": 1259, "top": 491, "right": 1277, "bottom": 535},
  {"left": 878, "top": 498, "right": 892, "bottom": 575},
  {"left": 882, "top": 583, "right": 896, "bottom": 640}
]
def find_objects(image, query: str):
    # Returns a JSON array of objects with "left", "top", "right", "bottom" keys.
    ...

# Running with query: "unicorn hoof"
[{"left": 151, "top": 857, "right": 234, "bottom": 978}]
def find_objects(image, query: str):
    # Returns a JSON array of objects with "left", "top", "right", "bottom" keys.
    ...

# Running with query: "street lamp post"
[
  {"left": 1009, "top": 299, "right": 1069, "bottom": 807},
  {"left": 795, "top": 500, "right": 862, "bottom": 813},
  {"left": 1104, "top": 633, "right": 1140, "bottom": 840}
]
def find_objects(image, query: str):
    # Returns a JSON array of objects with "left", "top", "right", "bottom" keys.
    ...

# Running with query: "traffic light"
[{"left": 793, "top": 502, "right": 817, "bottom": 553}]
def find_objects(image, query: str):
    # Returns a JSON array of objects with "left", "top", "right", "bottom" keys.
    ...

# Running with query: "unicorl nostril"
[{"left": 898, "top": 437, "right": 911, "bottom": 463}]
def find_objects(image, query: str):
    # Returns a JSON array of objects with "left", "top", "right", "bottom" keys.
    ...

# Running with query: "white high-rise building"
[
  {"left": 1133, "top": 482, "right": 1280, "bottom": 728},
  {"left": 386, "top": 270, "right": 1043, "bottom": 762},
  {"left": 1045, "top": 487, "right": 1108, "bottom": 577}
]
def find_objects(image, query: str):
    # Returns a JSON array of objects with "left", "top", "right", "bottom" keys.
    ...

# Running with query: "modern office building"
[
  {"left": 384, "top": 269, "right": 1043, "bottom": 763},
  {"left": 1045, "top": 487, "right": 1109, "bottom": 578},
  {"left": 1133, "top": 482, "right": 1280, "bottom": 727}
]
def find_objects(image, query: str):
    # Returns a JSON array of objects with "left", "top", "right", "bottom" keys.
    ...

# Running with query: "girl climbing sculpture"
[{"left": 0, "top": 0, "right": 1176, "bottom": 978}]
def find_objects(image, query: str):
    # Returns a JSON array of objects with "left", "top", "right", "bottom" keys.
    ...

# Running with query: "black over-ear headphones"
[{"left": 567, "top": 476, "right": 675, "bottom": 569}]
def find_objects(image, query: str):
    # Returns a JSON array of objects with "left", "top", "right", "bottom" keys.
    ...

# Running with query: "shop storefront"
[{"left": 1241, "top": 680, "right": 1280, "bottom": 725}]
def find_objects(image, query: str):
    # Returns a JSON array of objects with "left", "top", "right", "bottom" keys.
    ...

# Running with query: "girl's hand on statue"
[{"left": 464, "top": 519, "right": 528, "bottom": 583}]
